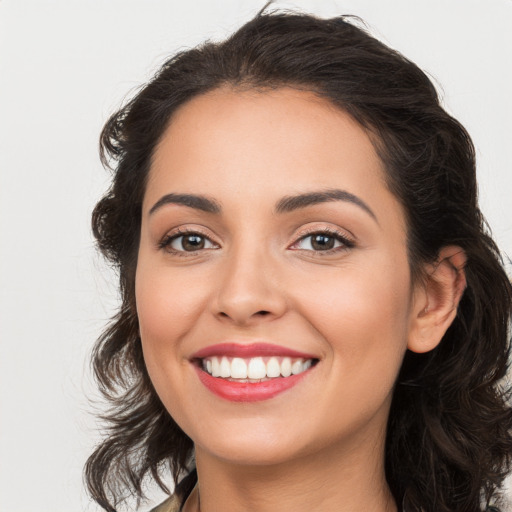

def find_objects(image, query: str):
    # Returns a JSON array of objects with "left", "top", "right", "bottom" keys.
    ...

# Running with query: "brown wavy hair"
[{"left": 85, "top": 10, "right": 512, "bottom": 512}]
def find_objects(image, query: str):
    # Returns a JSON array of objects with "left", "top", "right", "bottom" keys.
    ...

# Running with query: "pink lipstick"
[
  {"left": 192, "top": 342, "right": 316, "bottom": 360},
  {"left": 191, "top": 343, "right": 318, "bottom": 402}
]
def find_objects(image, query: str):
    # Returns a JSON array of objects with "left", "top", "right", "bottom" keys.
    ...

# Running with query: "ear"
[{"left": 408, "top": 246, "right": 467, "bottom": 354}]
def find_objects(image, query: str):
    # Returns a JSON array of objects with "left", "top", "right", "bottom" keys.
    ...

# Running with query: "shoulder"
[{"left": 149, "top": 494, "right": 181, "bottom": 512}]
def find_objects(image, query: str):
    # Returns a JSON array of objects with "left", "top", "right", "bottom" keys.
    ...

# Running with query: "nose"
[{"left": 211, "top": 245, "right": 287, "bottom": 326}]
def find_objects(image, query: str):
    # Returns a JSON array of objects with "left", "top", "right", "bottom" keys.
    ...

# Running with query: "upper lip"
[{"left": 191, "top": 342, "right": 318, "bottom": 360}]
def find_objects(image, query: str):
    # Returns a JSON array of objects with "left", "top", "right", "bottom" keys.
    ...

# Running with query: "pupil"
[
  {"left": 312, "top": 234, "right": 334, "bottom": 250},
  {"left": 183, "top": 235, "right": 204, "bottom": 251}
]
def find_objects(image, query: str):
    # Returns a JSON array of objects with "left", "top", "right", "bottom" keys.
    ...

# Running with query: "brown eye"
[
  {"left": 310, "top": 234, "right": 335, "bottom": 250},
  {"left": 291, "top": 230, "right": 354, "bottom": 253},
  {"left": 181, "top": 234, "right": 205, "bottom": 251},
  {"left": 164, "top": 232, "right": 216, "bottom": 252},
  {"left": 296, "top": 233, "right": 342, "bottom": 251}
]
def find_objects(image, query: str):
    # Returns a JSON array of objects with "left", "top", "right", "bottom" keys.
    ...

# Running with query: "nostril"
[{"left": 216, "top": 308, "right": 278, "bottom": 323}]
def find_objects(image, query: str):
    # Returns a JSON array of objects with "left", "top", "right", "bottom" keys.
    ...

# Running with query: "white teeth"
[
  {"left": 266, "top": 357, "right": 281, "bottom": 378},
  {"left": 231, "top": 357, "right": 248, "bottom": 379},
  {"left": 211, "top": 356, "right": 221, "bottom": 377},
  {"left": 202, "top": 355, "right": 314, "bottom": 379},
  {"left": 220, "top": 356, "right": 231, "bottom": 378},
  {"left": 247, "top": 357, "right": 266, "bottom": 379},
  {"left": 291, "top": 360, "right": 304, "bottom": 375},
  {"left": 280, "top": 357, "right": 292, "bottom": 377}
]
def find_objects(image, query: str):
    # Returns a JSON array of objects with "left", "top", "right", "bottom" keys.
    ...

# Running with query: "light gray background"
[{"left": 1, "top": 1, "right": 511, "bottom": 511}]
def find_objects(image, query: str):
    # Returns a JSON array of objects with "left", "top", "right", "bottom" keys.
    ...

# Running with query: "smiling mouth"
[
  {"left": 199, "top": 356, "right": 317, "bottom": 382},
  {"left": 191, "top": 343, "right": 319, "bottom": 401}
]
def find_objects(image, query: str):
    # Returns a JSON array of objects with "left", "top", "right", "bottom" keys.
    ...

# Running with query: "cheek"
[
  {"left": 294, "top": 259, "right": 412, "bottom": 393},
  {"left": 134, "top": 263, "right": 207, "bottom": 428},
  {"left": 298, "top": 258, "right": 410, "bottom": 332},
  {"left": 134, "top": 261, "right": 206, "bottom": 376}
]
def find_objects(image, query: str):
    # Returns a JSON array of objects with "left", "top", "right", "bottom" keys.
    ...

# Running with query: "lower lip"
[{"left": 195, "top": 366, "right": 312, "bottom": 402}]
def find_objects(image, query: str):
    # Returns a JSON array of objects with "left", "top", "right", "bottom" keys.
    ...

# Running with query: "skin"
[{"left": 135, "top": 87, "right": 466, "bottom": 512}]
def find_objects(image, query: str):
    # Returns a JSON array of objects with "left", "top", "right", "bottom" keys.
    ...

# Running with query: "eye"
[
  {"left": 291, "top": 229, "right": 355, "bottom": 253},
  {"left": 159, "top": 230, "right": 218, "bottom": 253}
]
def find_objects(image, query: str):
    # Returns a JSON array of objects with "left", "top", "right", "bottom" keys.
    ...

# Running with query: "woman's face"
[{"left": 136, "top": 87, "right": 419, "bottom": 466}]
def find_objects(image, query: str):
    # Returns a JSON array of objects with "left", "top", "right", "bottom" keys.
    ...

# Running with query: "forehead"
[{"left": 145, "top": 87, "right": 402, "bottom": 229}]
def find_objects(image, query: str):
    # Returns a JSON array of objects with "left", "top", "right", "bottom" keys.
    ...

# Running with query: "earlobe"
[{"left": 408, "top": 246, "right": 467, "bottom": 354}]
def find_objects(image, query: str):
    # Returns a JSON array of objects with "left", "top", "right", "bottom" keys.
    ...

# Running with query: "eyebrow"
[
  {"left": 275, "top": 189, "right": 377, "bottom": 222},
  {"left": 149, "top": 193, "right": 221, "bottom": 215},
  {"left": 149, "top": 188, "right": 377, "bottom": 222}
]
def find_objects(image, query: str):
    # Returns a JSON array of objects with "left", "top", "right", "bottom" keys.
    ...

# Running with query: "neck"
[{"left": 185, "top": 429, "right": 397, "bottom": 512}]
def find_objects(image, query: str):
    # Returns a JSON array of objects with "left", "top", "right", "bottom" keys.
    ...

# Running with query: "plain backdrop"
[{"left": 1, "top": 1, "right": 511, "bottom": 511}]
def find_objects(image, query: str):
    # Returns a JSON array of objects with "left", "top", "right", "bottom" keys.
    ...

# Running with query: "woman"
[{"left": 85, "top": 9, "right": 512, "bottom": 512}]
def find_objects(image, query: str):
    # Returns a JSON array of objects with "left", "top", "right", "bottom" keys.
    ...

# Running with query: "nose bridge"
[{"left": 212, "top": 234, "right": 286, "bottom": 324}]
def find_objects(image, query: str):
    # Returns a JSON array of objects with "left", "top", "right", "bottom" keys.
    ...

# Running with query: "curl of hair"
[{"left": 86, "top": 10, "right": 512, "bottom": 512}]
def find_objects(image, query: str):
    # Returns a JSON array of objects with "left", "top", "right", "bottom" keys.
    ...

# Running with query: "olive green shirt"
[{"left": 149, "top": 495, "right": 181, "bottom": 512}]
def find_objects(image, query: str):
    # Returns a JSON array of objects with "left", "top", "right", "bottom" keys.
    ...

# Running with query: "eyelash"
[
  {"left": 158, "top": 227, "right": 217, "bottom": 257},
  {"left": 158, "top": 227, "right": 355, "bottom": 257},
  {"left": 291, "top": 228, "right": 355, "bottom": 255}
]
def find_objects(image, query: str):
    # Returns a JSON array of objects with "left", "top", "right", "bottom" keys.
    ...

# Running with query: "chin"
[
  {"left": 197, "top": 433, "right": 310, "bottom": 467},
  {"left": 188, "top": 409, "right": 363, "bottom": 469},
  {"left": 182, "top": 411, "right": 311, "bottom": 466}
]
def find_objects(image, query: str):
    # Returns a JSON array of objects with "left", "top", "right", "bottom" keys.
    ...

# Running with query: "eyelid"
[
  {"left": 289, "top": 226, "right": 356, "bottom": 252},
  {"left": 157, "top": 224, "right": 355, "bottom": 256},
  {"left": 158, "top": 226, "right": 220, "bottom": 254}
]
